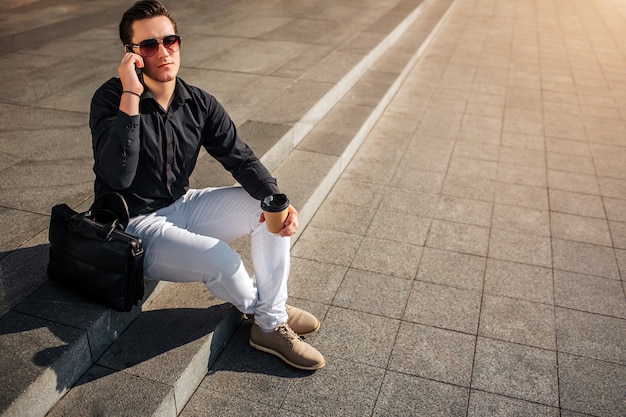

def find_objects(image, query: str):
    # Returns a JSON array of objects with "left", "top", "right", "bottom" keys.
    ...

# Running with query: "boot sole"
[{"left": 249, "top": 339, "right": 326, "bottom": 371}]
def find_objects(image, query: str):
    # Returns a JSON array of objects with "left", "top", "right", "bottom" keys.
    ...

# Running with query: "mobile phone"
[{"left": 125, "top": 45, "right": 144, "bottom": 83}]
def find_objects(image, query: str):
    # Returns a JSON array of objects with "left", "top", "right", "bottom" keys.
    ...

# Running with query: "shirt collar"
[{"left": 141, "top": 78, "right": 191, "bottom": 112}]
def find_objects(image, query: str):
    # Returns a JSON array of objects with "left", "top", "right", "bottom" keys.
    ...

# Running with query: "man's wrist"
[{"left": 122, "top": 90, "right": 142, "bottom": 98}]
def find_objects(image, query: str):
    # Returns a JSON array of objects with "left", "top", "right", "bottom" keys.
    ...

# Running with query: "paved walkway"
[{"left": 186, "top": 0, "right": 626, "bottom": 416}]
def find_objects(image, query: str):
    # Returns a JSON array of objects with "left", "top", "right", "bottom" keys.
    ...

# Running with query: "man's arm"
[
  {"left": 202, "top": 96, "right": 281, "bottom": 200},
  {"left": 89, "top": 79, "right": 142, "bottom": 190},
  {"left": 89, "top": 53, "right": 145, "bottom": 190}
]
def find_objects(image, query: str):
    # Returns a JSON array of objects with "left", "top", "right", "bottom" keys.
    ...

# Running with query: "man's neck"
[{"left": 145, "top": 78, "right": 176, "bottom": 111}]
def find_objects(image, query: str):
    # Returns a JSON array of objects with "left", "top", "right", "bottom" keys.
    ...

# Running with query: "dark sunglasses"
[{"left": 129, "top": 35, "right": 181, "bottom": 57}]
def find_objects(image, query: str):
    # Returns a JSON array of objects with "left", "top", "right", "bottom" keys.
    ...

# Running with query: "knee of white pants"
[{"left": 201, "top": 247, "right": 258, "bottom": 314}]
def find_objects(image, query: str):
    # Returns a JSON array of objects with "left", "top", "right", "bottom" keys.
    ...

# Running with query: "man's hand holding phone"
[
  {"left": 119, "top": 48, "right": 144, "bottom": 96},
  {"left": 118, "top": 49, "right": 144, "bottom": 115}
]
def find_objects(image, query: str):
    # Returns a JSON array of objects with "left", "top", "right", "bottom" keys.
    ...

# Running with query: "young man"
[{"left": 89, "top": 0, "right": 325, "bottom": 370}]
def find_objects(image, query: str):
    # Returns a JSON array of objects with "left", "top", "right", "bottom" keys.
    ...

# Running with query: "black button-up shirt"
[{"left": 89, "top": 77, "right": 281, "bottom": 217}]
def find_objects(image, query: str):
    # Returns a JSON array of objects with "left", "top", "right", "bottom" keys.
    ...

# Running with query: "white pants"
[{"left": 126, "top": 186, "right": 290, "bottom": 331}]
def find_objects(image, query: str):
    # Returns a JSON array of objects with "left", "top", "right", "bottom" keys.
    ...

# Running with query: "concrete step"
[{"left": 0, "top": 0, "right": 455, "bottom": 416}]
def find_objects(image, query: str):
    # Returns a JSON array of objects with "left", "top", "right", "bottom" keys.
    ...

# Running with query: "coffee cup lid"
[{"left": 261, "top": 193, "right": 290, "bottom": 212}]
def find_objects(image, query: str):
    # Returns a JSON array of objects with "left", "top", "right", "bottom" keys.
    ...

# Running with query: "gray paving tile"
[
  {"left": 489, "top": 228, "right": 552, "bottom": 267},
  {"left": 552, "top": 238, "right": 620, "bottom": 280},
  {"left": 408, "top": 135, "right": 456, "bottom": 157},
  {"left": 498, "top": 164, "right": 547, "bottom": 188},
  {"left": 555, "top": 307, "right": 626, "bottom": 365},
  {"left": 333, "top": 268, "right": 411, "bottom": 319},
  {"left": 442, "top": 175, "right": 496, "bottom": 202},
  {"left": 314, "top": 307, "right": 400, "bottom": 368},
  {"left": 351, "top": 236, "right": 423, "bottom": 278},
  {"left": 472, "top": 337, "right": 559, "bottom": 407},
  {"left": 180, "top": 387, "right": 277, "bottom": 417},
  {"left": 554, "top": 270, "right": 626, "bottom": 318},
  {"left": 342, "top": 157, "right": 397, "bottom": 185},
  {"left": 426, "top": 219, "right": 490, "bottom": 257},
  {"left": 300, "top": 110, "right": 374, "bottom": 154},
  {"left": 547, "top": 153, "right": 596, "bottom": 175},
  {"left": 435, "top": 195, "right": 493, "bottom": 227},
  {"left": 0, "top": 159, "right": 93, "bottom": 215},
  {"left": 416, "top": 109, "right": 463, "bottom": 138},
  {"left": 388, "top": 321, "right": 475, "bottom": 386},
  {"left": 558, "top": 353, "right": 626, "bottom": 417},
  {"left": 310, "top": 201, "right": 377, "bottom": 235},
  {"left": 492, "top": 204, "right": 551, "bottom": 236},
  {"left": 546, "top": 137, "right": 590, "bottom": 157},
  {"left": 467, "top": 390, "right": 560, "bottom": 417},
  {"left": 292, "top": 226, "right": 363, "bottom": 267},
  {"left": 416, "top": 247, "right": 486, "bottom": 291},
  {"left": 453, "top": 141, "right": 499, "bottom": 162},
  {"left": 502, "top": 108, "right": 544, "bottom": 136},
  {"left": 366, "top": 207, "right": 432, "bottom": 246},
  {"left": 479, "top": 294, "right": 556, "bottom": 350},
  {"left": 0, "top": 234, "right": 50, "bottom": 316},
  {"left": 371, "top": 108, "right": 421, "bottom": 138},
  {"left": 204, "top": 39, "right": 305, "bottom": 75},
  {"left": 484, "top": 259, "right": 553, "bottom": 304},
  {"left": 281, "top": 356, "right": 385, "bottom": 417},
  {"left": 604, "top": 196, "right": 626, "bottom": 223},
  {"left": 458, "top": 125, "right": 502, "bottom": 146},
  {"left": 325, "top": 178, "right": 387, "bottom": 208},
  {"left": 551, "top": 212, "right": 613, "bottom": 246},
  {"left": 549, "top": 189, "right": 606, "bottom": 219},
  {"left": 251, "top": 78, "right": 333, "bottom": 126},
  {"left": 398, "top": 148, "right": 452, "bottom": 174},
  {"left": 288, "top": 257, "right": 347, "bottom": 305},
  {"left": 548, "top": 170, "right": 600, "bottom": 195},
  {"left": 391, "top": 166, "right": 446, "bottom": 194},
  {"left": 218, "top": 74, "right": 290, "bottom": 122},
  {"left": 449, "top": 158, "right": 498, "bottom": 183},
  {"left": 354, "top": 141, "right": 407, "bottom": 167},
  {"left": 405, "top": 281, "right": 482, "bottom": 334},
  {"left": 500, "top": 132, "right": 545, "bottom": 152},
  {"left": 380, "top": 187, "right": 439, "bottom": 218},
  {"left": 494, "top": 182, "right": 549, "bottom": 211},
  {"left": 373, "top": 371, "right": 469, "bottom": 417}
]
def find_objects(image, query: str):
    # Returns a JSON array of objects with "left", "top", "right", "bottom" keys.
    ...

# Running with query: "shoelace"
[{"left": 275, "top": 323, "right": 300, "bottom": 343}]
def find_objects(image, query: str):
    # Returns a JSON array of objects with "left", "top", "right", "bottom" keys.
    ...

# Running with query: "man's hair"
[{"left": 119, "top": 0, "right": 177, "bottom": 46}]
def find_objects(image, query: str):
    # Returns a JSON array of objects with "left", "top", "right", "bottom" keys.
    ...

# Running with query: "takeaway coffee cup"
[{"left": 261, "top": 193, "right": 290, "bottom": 234}]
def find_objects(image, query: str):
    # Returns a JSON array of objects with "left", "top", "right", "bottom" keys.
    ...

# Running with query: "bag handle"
[
  {"left": 89, "top": 192, "right": 131, "bottom": 230},
  {"left": 67, "top": 210, "right": 122, "bottom": 238}
]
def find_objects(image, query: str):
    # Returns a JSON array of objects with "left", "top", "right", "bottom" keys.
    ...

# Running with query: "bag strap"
[{"left": 89, "top": 192, "right": 131, "bottom": 230}]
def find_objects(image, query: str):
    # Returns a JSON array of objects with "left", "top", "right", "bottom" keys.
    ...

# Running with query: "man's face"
[{"left": 131, "top": 16, "right": 180, "bottom": 83}]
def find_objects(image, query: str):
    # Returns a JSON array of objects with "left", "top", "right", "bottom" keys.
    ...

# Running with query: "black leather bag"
[{"left": 47, "top": 193, "right": 144, "bottom": 312}]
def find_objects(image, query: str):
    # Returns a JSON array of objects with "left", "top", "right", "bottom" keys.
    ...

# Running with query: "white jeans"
[{"left": 126, "top": 186, "right": 290, "bottom": 331}]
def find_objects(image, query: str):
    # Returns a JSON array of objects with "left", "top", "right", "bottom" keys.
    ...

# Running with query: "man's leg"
[
  {"left": 127, "top": 186, "right": 324, "bottom": 370},
  {"left": 126, "top": 191, "right": 259, "bottom": 315},
  {"left": 181, "top": 187, "right": 290, "bottom": 330}
]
